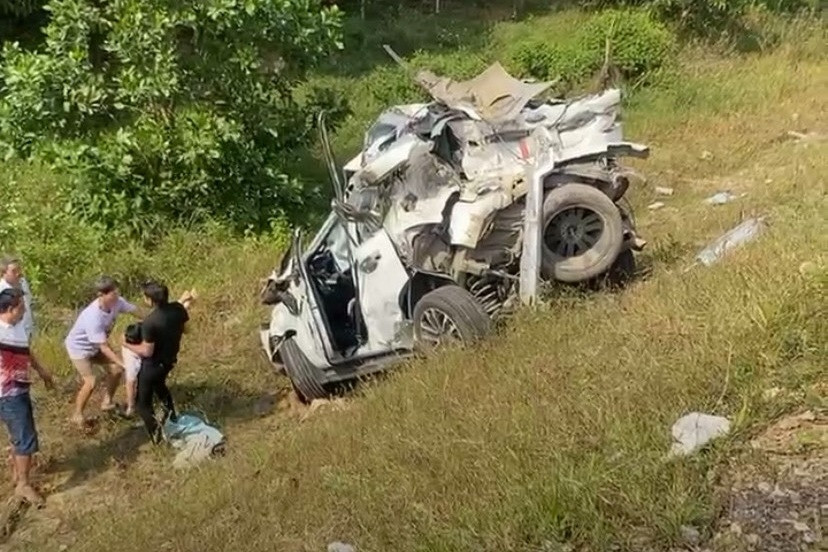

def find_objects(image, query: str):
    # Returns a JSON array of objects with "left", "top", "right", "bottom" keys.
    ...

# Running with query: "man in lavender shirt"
[{"left": 65, "top": 276, "right": 141, "bottom": 427}]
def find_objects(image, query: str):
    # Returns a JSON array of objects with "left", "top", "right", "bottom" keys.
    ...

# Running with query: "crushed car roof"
[{"left": 415, "top": 62, "right": 556, "bottom": 123}]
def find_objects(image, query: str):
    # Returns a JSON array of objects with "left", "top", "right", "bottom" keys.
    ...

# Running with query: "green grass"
[{"left": 2, "top": 10, "right": 827, "bottom": 552}]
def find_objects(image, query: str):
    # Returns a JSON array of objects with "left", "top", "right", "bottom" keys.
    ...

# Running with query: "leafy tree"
[
  {"left": 0, "top": 0, "right": 344, "bottom": 236},
  {"left": 0, "top": 0, "right": 42, "bottom": 17}
]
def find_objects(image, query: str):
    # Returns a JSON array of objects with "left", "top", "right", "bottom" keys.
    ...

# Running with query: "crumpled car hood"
[{"left": 415, "top": 62, "right": 556, "bottom": 123}]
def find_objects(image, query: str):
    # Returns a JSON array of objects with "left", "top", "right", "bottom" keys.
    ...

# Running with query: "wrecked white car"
[{"left": 259, "top": 62, "right": 650, "bottom": 401}]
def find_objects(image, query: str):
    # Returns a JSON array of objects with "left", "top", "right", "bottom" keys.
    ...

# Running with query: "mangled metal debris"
[
  {"left": 705, "top": 191, "right": 746, "bottom": 205},
  {"left": 258, "top": 52, "right": 652, "bottom": 401},
  {"left": 696, "top": 217, "right": 766, "bottom": 267}
]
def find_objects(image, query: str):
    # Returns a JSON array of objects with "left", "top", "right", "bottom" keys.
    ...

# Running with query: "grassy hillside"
[{"left": 1, "top": 8, "right": 826, "bottom": 552}]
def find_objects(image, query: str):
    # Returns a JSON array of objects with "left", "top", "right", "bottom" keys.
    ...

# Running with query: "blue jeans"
[{"left": 0, "top": 393, "right": 39, "bottom": 456}]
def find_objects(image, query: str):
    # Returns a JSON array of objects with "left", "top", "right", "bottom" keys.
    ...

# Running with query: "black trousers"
[{"left": 136, "top": 359, "right": 176, "bottom": 439}]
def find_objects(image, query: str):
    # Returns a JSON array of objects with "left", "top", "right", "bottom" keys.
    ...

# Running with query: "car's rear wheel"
[
  {"left": 280, "top": 337, "right": 329, "bottom": 403},
  {"left": 541, "top": 183, "right": 624, "bottom": 283},
  {"left": 413, "top": 285, "right": 491, "bottom": 350}
]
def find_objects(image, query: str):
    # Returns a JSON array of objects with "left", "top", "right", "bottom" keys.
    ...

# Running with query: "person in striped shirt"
[{"left": 0, "top": 288, "right": 54, "bottom": 506}]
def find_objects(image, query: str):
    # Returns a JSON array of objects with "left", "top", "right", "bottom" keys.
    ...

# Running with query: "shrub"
[
  {"left": 510, "top": 9, "right": 675, "bottom": 89},
  {"left": 0, "top": 160, "right": 291, "bottom": 307},
  {"left": 582, "top": 0, "right": 816, "bottom": 37},
  {"left": 0, "top": 0, "right": 344, "bottom": 238},
  {"left": 0, "top": 0, "right": 42, "bottom": 17}
]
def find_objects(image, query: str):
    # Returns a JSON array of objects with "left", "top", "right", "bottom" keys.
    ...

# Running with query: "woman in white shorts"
[{"left": 122, "top": 323, "right": 143, "bottom": 417}]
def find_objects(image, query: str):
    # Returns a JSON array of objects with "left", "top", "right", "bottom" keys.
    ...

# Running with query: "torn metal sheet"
[
  {"left": 705, "top": 191, "right": 746, "bottom": 205},
  {"left": 696, "top": 217, "right": 766, "bottom": 267},
  {"left": 415, "top": 62, "right": 556, "bottom": 123}
]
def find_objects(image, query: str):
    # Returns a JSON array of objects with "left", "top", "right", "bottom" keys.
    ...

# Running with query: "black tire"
[
  {"left": 280, "top": 337, "right": 329, "bottom": 403},
  {"left": 586, "top": 248, "right": 636, "bottom": 290},
  {"left": 606, "top": 248, "right": 636, "bottom": 286},
  {"left": 412, "top": 285, "right": 491, "bottom": 349},
  {"left": 541, "top": 183, "right": 624, "bottom": 283}
]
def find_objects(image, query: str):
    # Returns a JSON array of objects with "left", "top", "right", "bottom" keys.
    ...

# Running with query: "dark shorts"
[{"left": 0, "top": 393, "right": 39, "bottom": 456}]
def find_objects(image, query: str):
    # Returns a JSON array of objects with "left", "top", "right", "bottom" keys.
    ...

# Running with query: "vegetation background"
[{"left": 0, "top": 0, "right": 825, "bottom": 551}]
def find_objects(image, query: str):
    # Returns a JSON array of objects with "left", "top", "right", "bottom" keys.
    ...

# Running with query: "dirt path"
[
  {"left": 710, "top": 398, "right": 827, "bottom": 551},
  {"left": 0, "top": 388, "right": 340, "bottom": 551}
]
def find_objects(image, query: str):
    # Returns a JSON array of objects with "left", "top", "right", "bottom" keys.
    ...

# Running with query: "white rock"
[
  {"left": 680, "top": 525, "right": 701, "bottom": 545},
  {"left": 655, "top": 186, "right": 674, "bottom": 196},
  {"left": 669, "top": 412, "right": 731, "bottom": 457},
  {"left": 648, "top": 201, "right": 665, "bottom": 210},
  {"left": 704, "top": 191, "right": 743, "bottom": 205},
  {"left": 327, "top": 542, "right": 356, "bottom": 552},
  {"left": 756, "top": 481, "right": 772, "bottom": 493},
  {"left": 792, "top": 521, "right": 810, "bottom": 532},
  {"left": 762, "top": 387, "right": 781, "bottom": 400}
]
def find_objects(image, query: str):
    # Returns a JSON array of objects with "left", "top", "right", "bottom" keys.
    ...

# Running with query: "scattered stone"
[
  {"left": 730, "top": 522, "right": 742, "bottom": 535},
  {"left": 711, "top": 408, "right": 826, "bottom": 552},
  {"left": 701, "top": 150, "right": 714, "bottom": 160},
  {"left": 680, "top": 525, "right": 701, "bottom": 546},
  {"left": 791, "top": 521, "right": 810, "bottom": 532},
  {"left": 762, "top": 387, "right": 781, "bottom": 401},
  {"left": 327, "top": 542, "right": 356, "bottom": 552},
  {"left": 655, "top": 186, "right": 674, "bottom": 196},
  {"left": 300, "top": 398, "right": 348, "bottom": 422},
  {"left": 669, "top": 412, "right": 732, "bottom": 458},
  {"left": 647, "top": 201, "right": 665, "bottom": 210},
  {"left": 798, "top": 261, "right": 819, "bottom": 276},
  {"left": 786, "top": 130, "right": 828, "bottom": 143},
  {"left": 704, "top": 191, "right": 746, "bottom": 205},
  {"left": 800, "top": 410, "right": 816, "bottom": 422}
]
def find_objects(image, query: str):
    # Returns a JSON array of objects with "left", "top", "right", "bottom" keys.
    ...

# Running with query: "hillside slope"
[{"left": 2, "top": 16, "right": 826, "bottom": 552}]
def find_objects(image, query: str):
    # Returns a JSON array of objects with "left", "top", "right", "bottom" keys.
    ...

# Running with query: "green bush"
[
  {"left": 582, "top": 1, "right": 816, "bottom": 37},
  {"left": 0, "top": 0, "right": 344, "bottom": 238},
  {"left": 0, "top": 0, "right": 42, "bottom": 17},
  {"left": 0, "top": 161, "right": 291, "bottom": 307},
  {"left": 510, "top": 9, "right": 675, "bottom": 89},
  {"left": 357, "top": 48, "right": 489, "bottom": 110}
]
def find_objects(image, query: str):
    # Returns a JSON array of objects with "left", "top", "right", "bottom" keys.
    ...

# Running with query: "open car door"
[
  {"left": 349, "top": 223, "right": 413, "bottom": 357},
  {"left": 316, "top": 110, "right": 414, "bottom": 360},
  {"left": 261, "top": 227, "right": 333, "bottom": 370}
]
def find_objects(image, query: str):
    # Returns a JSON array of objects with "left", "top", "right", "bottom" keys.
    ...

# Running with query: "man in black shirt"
[{"left": 122, "top": 280, "right": 190, "bottom": 443}]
